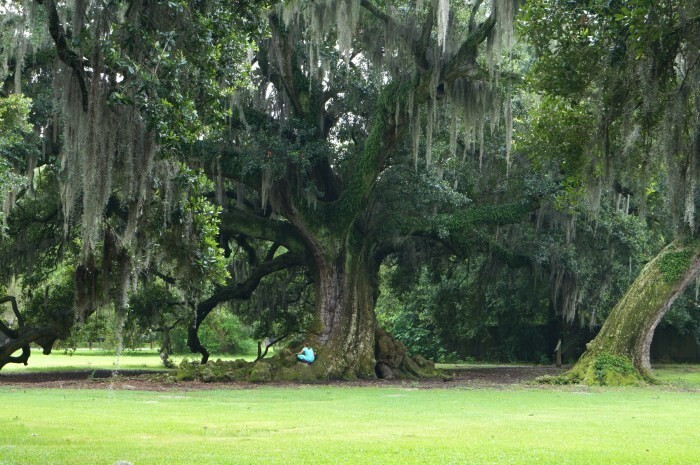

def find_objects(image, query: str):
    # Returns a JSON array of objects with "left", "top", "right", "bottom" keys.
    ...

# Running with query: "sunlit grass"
[
  {"left": 1, "top": 348, "right": 257, "bottom": 373},
  {"left": 1, "top": 384, "right": 699, "bottom": 465}
]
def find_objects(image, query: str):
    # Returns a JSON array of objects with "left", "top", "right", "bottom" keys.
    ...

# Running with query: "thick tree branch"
[
  {"left": 219, "top": 209, "right": 307, "bottom": 254},
  {"left": 0, "top": 325, "right": 63, "bottom": 370},
  {"left": 187, "top": 250, "right": 306, "bottom": 363},
  {"left": 36, "top": 0, "right": 89, "bottom": 112},
  {"left": 415, "top": 5, "right": 434, "bottom": 72},
  {"left": 469, "top": 0, "right": 486, "bottom": 33},
  {"left": 444, "top": 14, "right": 497, "bottom": 83}
]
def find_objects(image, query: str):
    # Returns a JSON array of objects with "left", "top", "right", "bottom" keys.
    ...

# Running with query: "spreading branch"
[
  {"left": 188, "top": 250, "right": 306, "bottom": 363},
  {"left": 219, "top": 209, "right": 307, "bottom": 255},
  {"left": 36, "top": 0, "right": 89, "bottom": 112}
]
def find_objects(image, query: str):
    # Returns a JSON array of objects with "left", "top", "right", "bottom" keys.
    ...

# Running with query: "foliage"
[
  {"left": 593, "top": 352, "right": 637, "bottom": 385},
  {"left": 0, "top": 93, "right": 33, "bottom": 226},
  {"left": 197, "top": 308, "right": 256, "bottom": 355},
  {"left": 658, "top": 250, "right": 692, "bottom": 284}
]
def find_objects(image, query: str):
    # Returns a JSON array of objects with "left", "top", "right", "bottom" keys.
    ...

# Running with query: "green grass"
[
  {"left": 1, "top": 385, "right": 699, "bottom": 465},
  {"left": 2, "top": 357, "right": 700, "bottom": 464},
  {"left": 1, "top": 348, "right": 256, "bottom": 372},
  {"left": 652, "top": 364, "right": 700, "bottom": 388}
]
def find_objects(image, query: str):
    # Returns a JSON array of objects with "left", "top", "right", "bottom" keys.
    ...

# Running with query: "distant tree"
[{"left": 521, "top": 0, "right": 700, "bottom": 383}]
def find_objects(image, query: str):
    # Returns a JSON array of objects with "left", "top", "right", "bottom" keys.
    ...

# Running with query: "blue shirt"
[{"left": 301, "top": 347, "right": 315, "bottom": 362}]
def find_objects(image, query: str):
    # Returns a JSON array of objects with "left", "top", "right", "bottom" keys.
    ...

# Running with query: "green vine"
[
  {"left": 593, "top": 352, "right": 635, "bottom": 385},
  {"left": 658, "top": 250, "right": 692, "bottom": 284}
]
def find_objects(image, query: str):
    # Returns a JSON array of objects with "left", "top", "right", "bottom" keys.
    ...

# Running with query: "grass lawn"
[
  {"left": 0, "top": 348, "right": 255, "bottom": 372},
  {"left": 1, "top": 355, "right": 699, "bottom": 465},
  {"left": 0, "top": 384, "right": 699, "bottom": 463}
]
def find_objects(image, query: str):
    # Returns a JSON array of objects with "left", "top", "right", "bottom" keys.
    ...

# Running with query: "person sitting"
[{"left": 296, "top": 342, "right": 315, "bottom": 364}]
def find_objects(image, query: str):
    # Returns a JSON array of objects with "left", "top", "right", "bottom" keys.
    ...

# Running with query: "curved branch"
[
  {"left": 187, "top": 251, "right": 306, "bottom": 363},
  {"left": 0, "top": 296, "right": 22, "bottom": 337},
  {"left": 0, "top": 326, "right": 62, "bottom": 370}
]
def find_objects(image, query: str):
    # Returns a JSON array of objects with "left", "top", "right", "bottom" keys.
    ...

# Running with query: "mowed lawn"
[
  {"left": 1, "top": 353, "right": 700, "bottom": 465},
  {"left": 0, "top": 348, "right": 254, "bottom": 372}
]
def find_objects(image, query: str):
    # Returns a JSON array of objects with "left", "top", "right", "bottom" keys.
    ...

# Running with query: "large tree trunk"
[
  {"left": 563, "top": 239, "right": 700, "bottom": 385},
  {"left": 308, "top": 233, "right": 379, "bottom": 379},
  {"left": 306, "top": 230, "right": 437, "bottom": 380}
]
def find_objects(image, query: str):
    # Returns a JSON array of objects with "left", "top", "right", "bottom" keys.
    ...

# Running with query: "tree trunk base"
[
  {"left": 538, "top": 351, "right": 650, "bottom": 386},
  {"left": 374, "top": 328, "right": 437, "bottom": 379},
  {"left": 177, "top": 330, "right": 438, "bottom": 383}
]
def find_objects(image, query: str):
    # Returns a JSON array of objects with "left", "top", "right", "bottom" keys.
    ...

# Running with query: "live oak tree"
[
  {"left": 522, "top": 0, "right": 700, "bottom": 383},
  {"left": 0, "top": 0, "right": 261, "bottom": 369},
  {"left": 5, "top": 0, "right": 523, "bottom": 378},
  {"left": 1, "top": 0, "right": 524, "bottom": 379},
  {"left": 181, "top": 0, "right": 527, "bottom": 380}
]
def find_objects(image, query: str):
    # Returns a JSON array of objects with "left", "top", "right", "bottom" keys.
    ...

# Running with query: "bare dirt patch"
[{"left": 0, "top": 365, "right": 568, "bottom": 390}]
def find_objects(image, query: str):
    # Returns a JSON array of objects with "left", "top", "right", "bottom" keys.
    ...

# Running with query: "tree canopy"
[{"left": 1, "top": 0, "right": 699, "bottom": 384}]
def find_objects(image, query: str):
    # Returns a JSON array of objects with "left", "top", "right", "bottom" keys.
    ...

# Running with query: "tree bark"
[
  {"left": 564, "top": 239, "right": 700, "bottom": 385},
  {"left": 0, "top": 295, "right": 74, "bottom": 370},
  {"left": 309, "top": 235, "right": 379, "bottom": 379}
]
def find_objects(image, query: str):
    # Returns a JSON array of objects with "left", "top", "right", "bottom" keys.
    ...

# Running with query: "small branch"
[
  {"left": 0, "top": 296, "right": 22, "bottom": 338},
  {"left": 256, "top": 333, "right": 289, "bottom": 360},
  {"left": 152, "top": 270, "right": 177, "bottom": 286},
  {"left": 263, "top": 243, "right": 280, "bottom": 263},
  {"left": 360, "top": 0, "right": 394, "bottom": 23}
]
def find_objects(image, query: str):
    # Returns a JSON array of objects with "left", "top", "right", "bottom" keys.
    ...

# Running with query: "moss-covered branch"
[
  {"left": 444, "top": 14, "right": 497, "bottom": 82},
  {"left": 36, "top": 0, "right": 89, "bottom": 112},
  {"left": 219, "top": 209, "right": 307, "bottom": 255},
  {"left": 331, "top": 80, "right": 412, "bottom": 231}
]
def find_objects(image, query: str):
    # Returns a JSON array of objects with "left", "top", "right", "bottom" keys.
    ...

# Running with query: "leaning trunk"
[{"left": 565, "top": 239, "right": 700, "bottom": 385}]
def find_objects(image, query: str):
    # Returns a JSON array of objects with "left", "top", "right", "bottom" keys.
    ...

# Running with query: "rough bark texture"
[
  {"left": 559, "top": 239, "right": 700, "bottom": 385},
  {"left": 311, "top": 241, "right": 378, "bottom": 379},
  {"left": 375, "top": 327, "right": 437, "bottom": 379}
]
